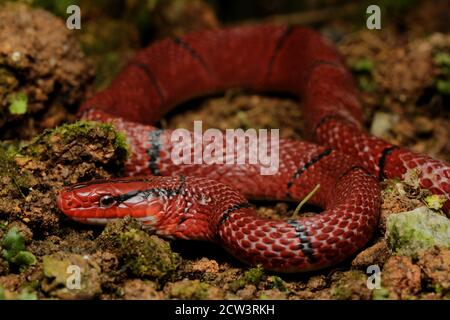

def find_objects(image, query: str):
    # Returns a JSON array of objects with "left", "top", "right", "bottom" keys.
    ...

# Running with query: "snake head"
[{"left": 57, "top": 178, "right": 168, "bottom": 226}]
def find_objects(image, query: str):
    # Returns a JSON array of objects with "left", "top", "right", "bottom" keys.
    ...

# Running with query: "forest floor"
[{"left": 0, "top": 1, "right": 449, "bottom": 300}]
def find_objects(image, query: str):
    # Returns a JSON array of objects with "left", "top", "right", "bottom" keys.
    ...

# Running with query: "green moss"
[
  {"left": 424, "top": 194, "right": 447, "bottom": 211},
  {"left": 24, "top": 120, "right": 130, "bottom": 160},
  {"left": 243, "top": 265, "right": 265, "bottom": 285},
  {"left": 434, "top": 52, "right": 450, "bottom": 95},
  {"left": 97, "top": 219, "right": 180, "bottom": 279},
  {"left": 436, "top": 80, "right": 450, "bottom": 95},
  {"left": 372, "top": 287, "right": 391, "bottom": 300},
  {"left": 1, "top": 227, "right": 36, "bottom": 272},
  {"left": 113, "top": 129, "right": 129, "bottom": 157},
  {"left": 435, "top": 52, "right": 450, "bottom": 68},
  {"left": 386, "top": 207, "right": 450, "bottom": 258},
  {"left": 351, "top": 58, "right": 375, "bottom": 73},
  {"left": 0, "top": 286, "right": 37, "bottom": 300},
  {"left": 267, "top": 276, "right": 287, "bottom": 292},
  {"left": 8, "top": 92, "right": 28, "bottom": 115},
  {"left": 169, "top": 280, "right": 212, "bottom": 300},
  {"left": 229, "top": 265, "right": 265, "bottom": 292},
  {"left": 41, "top": 253, "right": 102, "bottom": 299},
  {"left": 330, "top": 271, "right": 368, "bottom": 300}
]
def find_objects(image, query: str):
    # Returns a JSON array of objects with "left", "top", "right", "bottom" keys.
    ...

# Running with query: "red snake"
[{"left": 57, "top": 25, "right": 450, "bottom": 272}]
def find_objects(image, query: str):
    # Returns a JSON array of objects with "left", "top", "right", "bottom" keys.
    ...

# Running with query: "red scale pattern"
[{"left": 58, "top": 25, "right": 450, "bottom": 272}]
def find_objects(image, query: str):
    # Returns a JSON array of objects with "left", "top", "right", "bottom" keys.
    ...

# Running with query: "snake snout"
[{"left": 57, "top": 189, "right": 81, "bottom": 214}]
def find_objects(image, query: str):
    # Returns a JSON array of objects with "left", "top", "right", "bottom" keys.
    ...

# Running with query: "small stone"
[
  {"left": 41, "top": 252, "right": 102, "bottom": 299},
  {"left": 352, "top": 239, "right": 390, "bottom": 268},
  {"left": 306, "top": 275, "right": 328, "bottom": 291},
  {"left": 121, "top": 279, "right": 163, "bottom": 300},
  {"left": 386, "top": 206, "right": 450, "bottom": 257},
  {"left": 236, "top": 284, "right": 257, "bottom": 299}
]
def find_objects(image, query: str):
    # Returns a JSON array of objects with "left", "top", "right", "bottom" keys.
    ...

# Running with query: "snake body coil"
[{"left": 57, "top": 25, "right": 450, "bottom": 272}]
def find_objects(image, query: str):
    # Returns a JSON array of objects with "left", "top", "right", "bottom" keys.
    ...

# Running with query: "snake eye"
[{"left": 99, "top": 195, "right": 116, "bottom": 208}]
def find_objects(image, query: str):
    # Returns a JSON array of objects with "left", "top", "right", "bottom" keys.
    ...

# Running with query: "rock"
[
  {"left": 96, "top": 218, "right": 180, "bottom": 279},
  {"left": 190, "top": 258, "right": 219, "bottom": 274},
  {"left": 351, "top": 239, "right": 390, "bottom": 268},
  {"left": 370, "top": 112, "right": 398, "bottom": 138},
  {"left": 329, "top": 270, "right": 372, "bottom": 300},
  {"left": 41, "top": 253, "right": 102, "bottom": 299},
  {"left": 121, "top": 279, "right": 164, "bottom": 300},
  {"left": 236, "top": 284, "right": 257, "bottom": 299},
  {"left": 306, "top": 275, "right": 328, "bottom": 292},
  {"left": 257, "top": 289, "right": 287, "bottom": 300},
  {"left": 386, "top": 206, "right": 450, "bottom": 257},
  {"left": 165, "top": 279, "right": 224, "bottom": 300}
]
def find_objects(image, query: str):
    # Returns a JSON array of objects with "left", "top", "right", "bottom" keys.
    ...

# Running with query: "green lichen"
[
  {"left": 386, "top": 206, "right": 450, "bottom": 258},
  {"left": 0, "top": 286, "right": 37, "bottom": 300},
  {"left": 8, "top": 92, "right": 28, "bottom": 115},
  {"left": 97, "top": 219, "right": 180, "bottom": 279},
  {"left": 229, "top": 265, "right": 265, "bottom": 291},
  {"left": 349, "top": 58, "right": 377, "bottom": 92},
  {"left": 112, "top": 130, "right": 129, "bottom": 157},
  {"left": 244, "top": 265, "right": 265, "bottom": 285},
  {"left": 267, "top": 276, "right": 287, "bottom": 292},
  {"left": 169, "top": 279, "right": 212, "bottom": 300},
  {"left": 372, "top": 287, "right": 391, "bottom": 300},
  {"left": 330, "top": 271, "right": 369, "bottom": 300},
  {"left": 1, "top": 227, "right": 36, "bottom": 272},
  {"left": 41, "top": 253, "right": 102, "bottom": 299},
  {"left": 424, "top": 194, "right": 447, "bottom": 211}
]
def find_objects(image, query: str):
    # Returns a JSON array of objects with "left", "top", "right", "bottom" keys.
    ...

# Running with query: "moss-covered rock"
[
  {"left": 166, "top": 279, "right": 224, "bottom": 300},
  {"left": 41, "top": 252, "right": 102, "bottom": 299},
  {"left": 330, "top": 270, "right": 372, "bottom": 300},
  {"left": 0, "top": 285, "right": 37, "bottom": 300},
  {"left": 96, "top": 218, "right": 180, "bottom": 279},
  {"left": 386, "top": 206, "right": 450, "bottom": 257},
  {"left": 21, "top": 120, "right": 129, "bottom": 163},
  {"left": 229, "top": 265, "right": 265, "bottom": 292},
  {"left": 0, "top": 120, "right": 129, "bottom": 233}
]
